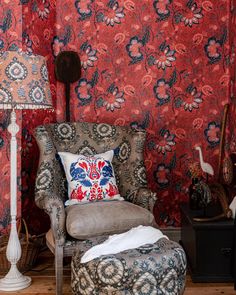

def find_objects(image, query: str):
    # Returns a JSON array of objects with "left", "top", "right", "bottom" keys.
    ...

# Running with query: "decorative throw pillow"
[{"left": 58, "top": 150, "right": 123, "bottom": 206}]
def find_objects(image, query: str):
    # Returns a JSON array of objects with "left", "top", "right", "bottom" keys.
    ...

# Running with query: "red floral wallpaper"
[
  {"left": 229, "top": 1, "right": 236, "bottom": 158},
  {"left": 51, "top": 0, "right": 236, "bottom": 227},
  {"left": 0, "top": 2, "right": 22, "bottom": 234},
  {"left": 0, "top": 0, "right": 235, "bottom": 234},
  {"left": 20, "top": 0, "right": 57, "bottom": 233}
]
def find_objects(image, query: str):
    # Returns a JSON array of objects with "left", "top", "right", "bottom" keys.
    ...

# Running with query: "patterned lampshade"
[{"left": 0, "top": 51, "right": 52, "bottom": 110}]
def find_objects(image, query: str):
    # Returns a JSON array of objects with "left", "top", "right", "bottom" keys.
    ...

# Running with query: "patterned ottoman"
[{"left": 71, "top": 238, "right": 187, "bottom": 295}]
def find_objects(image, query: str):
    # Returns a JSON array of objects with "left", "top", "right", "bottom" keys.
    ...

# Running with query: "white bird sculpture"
[{"left": 195, "top": 146, "right": 214, "bottom": 177}]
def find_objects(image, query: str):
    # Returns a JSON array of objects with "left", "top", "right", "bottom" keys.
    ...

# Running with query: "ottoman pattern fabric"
[{"left": 71, "top": 238, "right": 187, "bottom": 295}]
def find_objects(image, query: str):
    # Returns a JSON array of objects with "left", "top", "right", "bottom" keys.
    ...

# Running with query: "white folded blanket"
[{"left": 81, "top": 225, "right": 168, "bottom": 263}]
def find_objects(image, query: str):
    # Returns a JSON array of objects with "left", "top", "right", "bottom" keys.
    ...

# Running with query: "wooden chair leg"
[
  {"left": 55, "top": 245, "right": 63, "bottom": 295},
  {"left": 234, "top": 217, "right": 236, "bottom": 290}
]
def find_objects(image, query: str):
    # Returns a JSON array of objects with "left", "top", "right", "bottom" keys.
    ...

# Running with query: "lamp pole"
[{"left": 0, "top": 109, "right": 31, "bottom": 291}]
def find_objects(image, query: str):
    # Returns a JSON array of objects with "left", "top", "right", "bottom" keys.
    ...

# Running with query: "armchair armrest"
[
  {"left": 127, "top": 187, "right": 157, "bottom": 213},
  {"left": 34, "top": 125, "right": 67, "bottom": 246},
  {"left": 36, "top": 194, "right": 66, "bottom": 246}
]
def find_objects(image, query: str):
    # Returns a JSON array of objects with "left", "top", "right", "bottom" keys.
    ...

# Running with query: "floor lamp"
[{"left": 0, "top": 51, "right": 52, "bottom": 291}]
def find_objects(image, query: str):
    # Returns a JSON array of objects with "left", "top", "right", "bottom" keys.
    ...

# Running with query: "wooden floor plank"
[{"left": 0, "top": 278, "right": 71, "bottom": 295}]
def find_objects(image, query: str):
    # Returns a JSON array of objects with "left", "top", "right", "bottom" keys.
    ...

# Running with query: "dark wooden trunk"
[{"left": 180, "top": 204, "right": 234, "bottom": 283}]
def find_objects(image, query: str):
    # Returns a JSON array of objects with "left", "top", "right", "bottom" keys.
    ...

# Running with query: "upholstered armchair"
[{"left": 34, "top": 122, "right": 157, "bottom": 295}]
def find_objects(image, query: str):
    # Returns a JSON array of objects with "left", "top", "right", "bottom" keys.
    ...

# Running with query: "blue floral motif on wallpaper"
[{"left": 0, "top": 0, "right": 235, "bottom": 233}]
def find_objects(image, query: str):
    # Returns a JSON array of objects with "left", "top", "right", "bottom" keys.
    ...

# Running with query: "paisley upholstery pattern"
[
  {"left": 34, "top": 122, "right": 157, "bottom": 245},
  {"left": 71, "top": 238, "right": 186, "bottom": 295},
  {"left": 35, "top": 122, "right": 149, "bottom": 198}
]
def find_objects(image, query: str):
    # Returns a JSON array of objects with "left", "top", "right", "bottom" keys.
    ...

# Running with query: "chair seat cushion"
[{"left": 66, "top": 201, "right": 154, "bottom": 239}]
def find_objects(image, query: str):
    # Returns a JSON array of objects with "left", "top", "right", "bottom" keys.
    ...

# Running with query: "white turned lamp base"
[
  {"left": 0, "top": 268, "right": 31, "bottom": 291},
  {"left": 0, "top": 110, "right": 31, "bottom": 292}
]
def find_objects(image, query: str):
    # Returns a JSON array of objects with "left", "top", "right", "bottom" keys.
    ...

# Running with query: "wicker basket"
[{"left": 0, "top": 219, "right": 45, "bottom": 274}]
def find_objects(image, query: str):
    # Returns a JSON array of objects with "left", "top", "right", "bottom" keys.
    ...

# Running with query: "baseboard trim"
[{"left": 161, "top": 227, "right": 181, "bottom": 243}]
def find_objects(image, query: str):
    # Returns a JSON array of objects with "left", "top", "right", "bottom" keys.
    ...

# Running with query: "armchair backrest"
[{"left": 34, "top": 122, "right": 148, "bottom": 204}]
